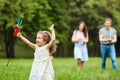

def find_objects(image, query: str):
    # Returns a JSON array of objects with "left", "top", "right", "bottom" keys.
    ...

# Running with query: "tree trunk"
[{"left": 3, "top": 23, "right": 15, "bottom": 58}]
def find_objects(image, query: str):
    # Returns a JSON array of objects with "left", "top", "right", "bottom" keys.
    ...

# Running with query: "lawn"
[{"left": 0, "top": 58, "right": 120, "bottom": 80}]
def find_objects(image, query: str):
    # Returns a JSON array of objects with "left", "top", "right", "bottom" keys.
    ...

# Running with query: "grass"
[{"left": 0, "top": 58, "right": 120, "bottom": 80}]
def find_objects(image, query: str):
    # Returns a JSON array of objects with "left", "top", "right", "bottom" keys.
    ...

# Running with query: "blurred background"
[{"left": 0, "top": 0, "right": 120, "bottom": 58}]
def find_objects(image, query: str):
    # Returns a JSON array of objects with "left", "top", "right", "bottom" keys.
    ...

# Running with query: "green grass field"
[{"left": 0, "top": 58, "right": 120, "bottom": 80}]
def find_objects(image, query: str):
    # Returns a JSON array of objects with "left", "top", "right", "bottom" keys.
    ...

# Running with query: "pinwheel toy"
[{"left": 13, "top": 18, "right": 22, "bottom": 37}]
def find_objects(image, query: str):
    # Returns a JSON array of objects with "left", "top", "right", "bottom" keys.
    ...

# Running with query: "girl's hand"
[
  {"left": 16, "top": 32, "right": 22, "bottom": 38},
  {"left": 49, "top": 24, "right": 54, "bottom": 30}
]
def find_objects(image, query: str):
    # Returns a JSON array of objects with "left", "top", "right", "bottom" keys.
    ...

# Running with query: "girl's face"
[
  {"left": 79, "top": 23, "right": 84, "bottom": 31},
  {"left": 36, "top": 33, "right": 46, "bottom": 46}
]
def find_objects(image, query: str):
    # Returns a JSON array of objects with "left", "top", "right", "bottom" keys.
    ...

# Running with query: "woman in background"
[{"left": 71, "top": 21, "right": 89, "bottom": 70}]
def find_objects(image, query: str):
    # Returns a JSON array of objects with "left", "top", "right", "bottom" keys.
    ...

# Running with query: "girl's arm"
[
  {"left": 47, "top": 24, "right": 55, "bottom": 49},
  {"left": 17, "top": 32, "right": 36, "bottom": 49}
]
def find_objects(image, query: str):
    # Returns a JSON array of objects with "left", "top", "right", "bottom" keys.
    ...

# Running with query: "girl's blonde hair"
[{"left": 37, "top": 31, "right": 57, "bottom": 55}]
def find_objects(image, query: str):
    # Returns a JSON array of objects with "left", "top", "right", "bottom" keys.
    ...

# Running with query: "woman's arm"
[
  {"left": 17, "top": 32, "right": 36, "bottom": 49},
  {"left": 71, "top": 33, "right": 79, "bottom": 42},
  {"left": 47, "top": 24, "right": 55, "bottom": 49}
]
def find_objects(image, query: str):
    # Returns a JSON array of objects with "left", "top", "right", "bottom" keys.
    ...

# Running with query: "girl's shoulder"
[{"left": 35, "top": 44, "right": 47, "bottom": 50}]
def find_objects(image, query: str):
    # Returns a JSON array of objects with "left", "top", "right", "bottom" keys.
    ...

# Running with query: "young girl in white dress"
[{"left": 17, "top": 24, "right": 56, "bottom": 80}]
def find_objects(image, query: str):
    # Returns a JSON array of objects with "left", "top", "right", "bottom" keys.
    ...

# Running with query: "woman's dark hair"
[{"left": 77, "top": 21, "right": 88, "bottom": 37}]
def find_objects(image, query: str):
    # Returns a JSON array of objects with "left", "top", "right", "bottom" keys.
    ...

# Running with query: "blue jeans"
[{"left": 100, "top": 44, "right": 118, "bottom": 70}]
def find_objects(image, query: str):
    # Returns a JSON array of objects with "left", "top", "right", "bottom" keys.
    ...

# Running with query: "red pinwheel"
[
  {"left": 13, "top": 25, "right": 20, "bottom": 37},
  {"left": 13, "top": 19, "right": 22, "bottom": 37}
]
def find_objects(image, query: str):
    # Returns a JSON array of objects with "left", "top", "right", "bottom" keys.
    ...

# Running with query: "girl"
[
  {"left": 17, "top": 24, "right": 56, "bottom": 80},
  {"left": 71, "top": 21, "right": 89, "bottom": 70}
]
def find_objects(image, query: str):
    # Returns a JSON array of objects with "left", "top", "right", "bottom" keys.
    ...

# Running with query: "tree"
[
  {"left": 66, "top": 0, "right": 120, "bottom": 57},
  {"left": 48, "top": 0, "right": 71, "bottom": 57},
  {"left": 0, "top": 0, "right": 35, "bottom": 58},
  {"left": 1, "top": 0, "right": 120, "bottom": 58}
]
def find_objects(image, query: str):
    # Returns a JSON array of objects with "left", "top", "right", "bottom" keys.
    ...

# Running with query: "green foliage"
[
  {"left": 0, "top": 0, "right": 34, "bottom": 28},
  {"left": 67, "top": 0, "right": 120, "bottom": 57},
  {"left": 1, "top": 0, "right": 120, "bottom": 57},
  {"left": 48, "top": 0, "right": 70, "bottom": 45}
]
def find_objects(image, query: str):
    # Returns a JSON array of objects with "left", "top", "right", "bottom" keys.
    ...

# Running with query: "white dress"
[{"left": 29, "top": 45, "right": 54, "bottom": 80}]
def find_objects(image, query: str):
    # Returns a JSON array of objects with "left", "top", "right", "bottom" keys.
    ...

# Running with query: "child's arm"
[
  {"left": 47, "top": 24, "right": 55, "bottom": 49},
  {"left": 17, "top": 32, "right": 36, "bottom": 49}
]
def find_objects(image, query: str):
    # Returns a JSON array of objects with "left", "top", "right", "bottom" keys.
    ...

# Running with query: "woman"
[{"left": 71, "top": 21, "right": 89, "bottom": 70}]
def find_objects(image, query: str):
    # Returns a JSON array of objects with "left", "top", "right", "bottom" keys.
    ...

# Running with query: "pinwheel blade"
[{"left": 17, "top": 18, "right": 22, "bottom": 28}]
